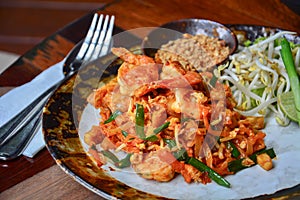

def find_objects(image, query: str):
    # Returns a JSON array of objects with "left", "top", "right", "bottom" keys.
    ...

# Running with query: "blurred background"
[
  {"left": 0, "top": 0, "right": 108, "bottom": 56},
  {"left": 0, "top": 0, "right": 299, "bottom": 56},
  {"left": 282, "top": 0, "right": 300, "bottom": 16}
]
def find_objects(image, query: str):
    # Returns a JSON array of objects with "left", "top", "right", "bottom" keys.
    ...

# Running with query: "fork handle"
[{"left": 0, "top": 80, "right": 60, "bottom": 146}]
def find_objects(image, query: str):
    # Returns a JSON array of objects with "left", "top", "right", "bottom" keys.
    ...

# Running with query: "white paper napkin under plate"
[{"left": 0, "top": 59, "right": 65, "bottom": 158}]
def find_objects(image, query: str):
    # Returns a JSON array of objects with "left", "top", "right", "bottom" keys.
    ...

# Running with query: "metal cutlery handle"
[{"left": 0, "top": 81, "right": 60, "bottom": 146}]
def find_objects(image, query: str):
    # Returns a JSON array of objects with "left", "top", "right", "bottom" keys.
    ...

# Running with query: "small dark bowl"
[{"left": 142, "top": 18, "right": 237, "bottom": 60}]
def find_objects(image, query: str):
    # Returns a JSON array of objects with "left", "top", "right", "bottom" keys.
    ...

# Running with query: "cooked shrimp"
[
  {"left": 134, "top": 71, "right": 203, "bottom": 97},
  {"left": 160, "top": 61, "right": 186, "bottom": 80},
  {"left": 149, "top": 103, "right": 168, "bottom": 128},
  {"left": 131, "top": 151, "right": 175, "bottom": 182},
  {"left": 111, "top": 47, "right": 155, "bottom": 65},
  {"left": 110, "top": 85, "right": 131, "bottom": 112},
  {"left": 84, "top": 125, "right": 105, "bottom": 146},
  {"left": 112, "top": 47, "right": 159, "bottom": 96}
]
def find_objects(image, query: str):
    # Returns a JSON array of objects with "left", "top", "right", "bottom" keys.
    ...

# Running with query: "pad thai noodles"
[{"left": 84, "top": 34, "right": 276, "bottom": 188}]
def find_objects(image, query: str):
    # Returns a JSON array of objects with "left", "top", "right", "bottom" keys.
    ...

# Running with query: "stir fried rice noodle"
[{"left": 84, "top": 35, "right": 274, "bottom": 186}]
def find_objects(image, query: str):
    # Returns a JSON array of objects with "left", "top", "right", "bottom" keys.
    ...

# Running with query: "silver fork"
[{"left": 0, "top": 13, "right": 115, "bottom": 148}]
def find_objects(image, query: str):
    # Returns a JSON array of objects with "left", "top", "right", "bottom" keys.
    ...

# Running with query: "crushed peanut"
[
  {"left": 241, "top": 157, "right": 255, "bottom": 167},
  {"left": 155, "top": 33, "right": 230, "bottom": 72}
]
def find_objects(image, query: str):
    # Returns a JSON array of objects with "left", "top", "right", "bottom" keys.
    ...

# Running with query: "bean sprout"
[{"left": 217, "top": 31, "right": 299, "bottom": 126}]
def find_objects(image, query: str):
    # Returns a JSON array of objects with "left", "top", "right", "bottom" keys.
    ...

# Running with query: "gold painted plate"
[{"left": 43, "top": 23, "right": 300, "bottom": 199}]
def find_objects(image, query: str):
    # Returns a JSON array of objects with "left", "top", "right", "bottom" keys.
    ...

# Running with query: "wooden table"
[{"left": 0, "top": 0, "right": 299, "bottom": 199}]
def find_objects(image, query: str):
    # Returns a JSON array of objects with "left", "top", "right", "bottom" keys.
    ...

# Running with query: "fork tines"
[{"left": 77, "top": 13, "right": 115, "bottom": 63}]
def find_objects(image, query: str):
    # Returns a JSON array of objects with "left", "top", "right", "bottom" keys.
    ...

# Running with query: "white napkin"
[
  {"left": 0, "top": 50, "right": 19, "bottom": 74},
  {"left": 0, "top": 59, "right": 65, "bottom": 158}
]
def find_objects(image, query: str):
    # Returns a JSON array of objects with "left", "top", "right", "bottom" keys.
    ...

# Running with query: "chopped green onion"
[
  {"left": 280, "top": 38, "right": 300, "bottom": 125},
  {"left": 135, "top": 105, "right": 170, "bottom": 141},
  {"left": 173, "top": 148, "right": 189, "bottom": 161},
  {"left": 153, "top": 122, "right": 170, "bottom": 134},
  {"left": 144, "top": 135, "right": 159, "bottom": 142},
  {"left": 101, "top": 150, "right": 119, "bottom": 163},
  {"left": 163, "top": 139, "right": 230, "bottom": 188},
  {"left": 135, "top": 103, "right": 146, "bottom": 138},
  {"left": 243, "top": 40, "right": 252, "bottom": 47},
  {"left": 277, "top": 38, "right": 300, "bottom": 49},
  {"left": 101, "top": 150, "right": 132, "bottom": 169},
  {"left": 209, "top": 73, "right": 218, "bottom": 87},
  {"left": 121, "top": 130, "right": 128, "bottom": 137},
  {"left": 104, "top": 110, "right": 122, "bottom": 124},
  {"left": 254, "top": 36, "right": 267, "bottom": 44},
  {"left": 164, "top": 139, "right": 177, "bottom": 148},
  {"left": 228, "top": 148, "right": 276, "bottom": 173},
  {"left": 188, "top": 157, "right": 231, "bottom": 188},
  {"left": 91, "top": 144, "right": 97, "bottom": 150},
  {"left": 227, "top": 141, "right": 240, "bottom": 158},
  {"left": 115, "top": 153, "right": 132, "bottom": 168},
  {"left": 144, "top": 122, "right": 170, "bottom": 142}
]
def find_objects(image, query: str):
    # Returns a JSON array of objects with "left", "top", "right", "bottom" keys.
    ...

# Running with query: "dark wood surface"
[{"left": 0, "top": 0, "right": 299, "bottom": 199}]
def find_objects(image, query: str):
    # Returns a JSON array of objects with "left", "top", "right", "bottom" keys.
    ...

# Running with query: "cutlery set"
[{"left": 0, "top": 13, "right": 115, "bottom": 160}]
